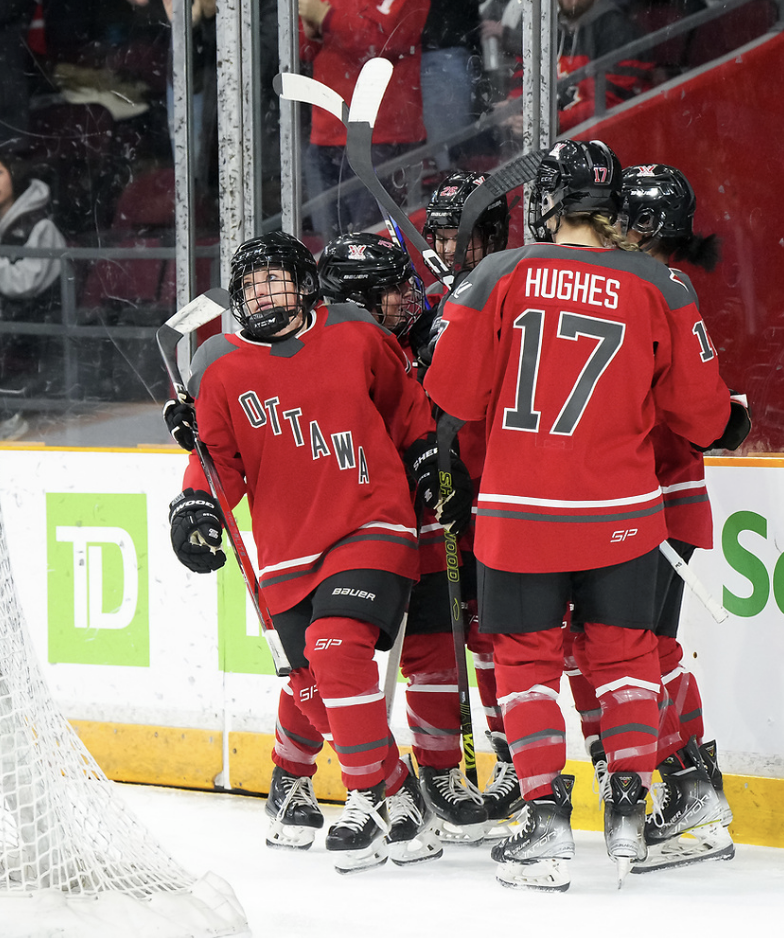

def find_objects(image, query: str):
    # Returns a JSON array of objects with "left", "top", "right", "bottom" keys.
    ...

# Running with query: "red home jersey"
[
  {"left": 183, "top": 302, "right": 434, "bottom": 613},
  {"left": 424, "top": 244, "right": 730, "bottom": 573}
]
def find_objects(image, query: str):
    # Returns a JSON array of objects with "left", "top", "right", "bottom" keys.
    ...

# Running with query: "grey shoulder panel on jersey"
[
  {"left": 670, "top": 267, "right": 699, "bottom": 309},
  {"left": 323, "top": 301, "right": 384, "bottom": 329},
  {"left": 446, "top": 248, "right": 531, "bottom": 309},
  {"left": 188, "top": 334, "right": 240, "bottom": 397}
]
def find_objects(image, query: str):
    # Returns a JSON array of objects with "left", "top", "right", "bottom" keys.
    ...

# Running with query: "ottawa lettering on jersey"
[
  {"left": 525, "top": 267, "right": 620, "bottom": 309},
  {"left": 237, "top": 391, "right": 371, "bottom": 483}
]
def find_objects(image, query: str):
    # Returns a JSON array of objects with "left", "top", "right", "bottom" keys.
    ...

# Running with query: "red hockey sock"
[
  {"left": 582, "top": 623, "right": 660, "bottom": 788},
  {"left": 659, "top": 635, "right": 704, "bottom": 746},
  {"left": 467, "top": 616, "right": 504, "bottom": 735},
  {"left": 272, "top": 677, "right": 324, "bottom": 778},
  {"left": 400, "top": 632, "right": 461, "bottom": 770},
  {"left": 305, "top": 617, "right": 396, "bottom": 790},
  {"left": 493, "top": 630, "right": 565, "bottom": 800}
]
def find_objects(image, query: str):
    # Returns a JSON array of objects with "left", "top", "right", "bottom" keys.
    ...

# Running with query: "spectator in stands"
[
  {"left": 298, "top": 0, "right": 430, "bottom": 243},
  {"left": 0, "top": 2, "right": 35, "bottom": 151},
  {"left": 493, "top": 0, "right": 653, "bottom": 139},
  {"left": 557, "top": 0, "right": 653, "bottom": 130},
  {"left": 420, "top": 0, "right": 482, "bottom": 180},
  {"left": 0, "top": 151, "right": 66, "bottom": 440}
]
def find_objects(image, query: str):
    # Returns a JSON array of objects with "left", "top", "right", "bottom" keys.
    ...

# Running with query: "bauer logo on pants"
[{"left": 46, "top": 493, "right": 149, "bottom": 666}]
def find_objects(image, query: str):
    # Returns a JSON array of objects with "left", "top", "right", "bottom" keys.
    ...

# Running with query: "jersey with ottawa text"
[
  {"left": 182, "top": 302, "right": 434, "bottom": 613},
  {"left": 423, "top": 244, "right": 730, "bottom": 573}
]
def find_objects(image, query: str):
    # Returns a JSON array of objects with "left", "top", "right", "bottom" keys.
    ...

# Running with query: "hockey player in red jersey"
[
  {"left": 423, "top": 139, "right": 735, "bottom": 890},
  {"left": 419, "top": 179, "right": 527, "bottom": 837},
  {"left": 563, "top": 164, "right": 749, "bottom": 874},
  {"left": 166, "top": 232, "right": 472, "bottom": 873},
  {"left": 318, "top": 232, "right": 495, "bottom": 843}
]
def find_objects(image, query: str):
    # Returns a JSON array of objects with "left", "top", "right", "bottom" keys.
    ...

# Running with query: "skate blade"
[
  {"left": 495, "top": 858, "right": 570, "bottom": 892},
  {"left": 388, "top": 826, "right": 444, "bottom": 866},
  {"left": 433, "top": 819, "right": 487, "bottom": 845},
  {"left": 332, "top": 842, "right": 389, "bottom": 874},
  {"left": 266, "top": 820, "right": 317, "bottom": 851},
  {"left": 632, "top": 824, "right": 735, "bottom": 874},
  {"left": 615, "top": 857, "right": 632, "bottom": 888}
]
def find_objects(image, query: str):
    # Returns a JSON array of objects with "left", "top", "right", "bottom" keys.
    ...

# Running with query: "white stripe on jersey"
[{"left": 478, "top": 488, "right": 662, "bottom": 509}]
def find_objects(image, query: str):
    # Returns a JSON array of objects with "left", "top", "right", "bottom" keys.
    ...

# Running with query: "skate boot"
[
  {"left": 419, "top": 766, "right": 488, "bottom": 844},
  {"left": 385, "top": 756, "right": 442, "bottom": 866},
  {"left": 491, "top": 774, "right": 575, "bottom": 892},
  {"left": 482, "top": 732, "right": 524, "bottom": 841},
  {"left": 325, "top": 781, "right": 389, "bottom": 874},
  {"left": 603, "top": 771, "right": 647, "bottom": 887},
  {"left": 632, "top": 738, "right": 734, "bottom": 874},
  {"left": 265, "top": 766, "right": 324, "bottom": 850},
  {"left": 699, "top": 740, "right": 733, "bottom": 827}
]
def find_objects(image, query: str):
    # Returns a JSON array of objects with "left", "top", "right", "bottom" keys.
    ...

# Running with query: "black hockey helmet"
[
  {"left": 620, "top": 164, "right": 696, "bottom": 242},
  {"left": 528, "top": 139, "right": 622, "bottom": 241},
  {"left": 318, "top": 233, "right": 424, "bottom": 336},
  {"left": 229, "top": 232, "right": 319, "bottom": 340},
  {"left": 423, "top": 171, "right": 509, "bottom": 265}
]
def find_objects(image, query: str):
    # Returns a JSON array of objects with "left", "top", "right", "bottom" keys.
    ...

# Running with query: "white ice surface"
[{"left": 117, "top": 783, "right": 784, "bottom": 938}]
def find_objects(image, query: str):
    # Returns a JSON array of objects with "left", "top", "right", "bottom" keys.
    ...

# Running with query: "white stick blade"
[
  {"left": 348, "top": 58, "right": 394, "bottom": 127},
  {"left": 276, "top": 72, "right": 346, "bottom": 122},
  {"left": 163, "top": 288, "right": 231, "bottom": 333}
]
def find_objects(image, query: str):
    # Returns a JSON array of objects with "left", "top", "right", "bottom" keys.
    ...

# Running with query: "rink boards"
[{"left": 0, "top": 445, "right": 782, "bottom": 848}]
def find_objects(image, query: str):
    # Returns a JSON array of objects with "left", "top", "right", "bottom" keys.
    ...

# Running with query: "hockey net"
[{"left": 0, "top": 501, "right": 250, "bottom": 938}]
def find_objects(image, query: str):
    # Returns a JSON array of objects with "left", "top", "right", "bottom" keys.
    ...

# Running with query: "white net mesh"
[{"left": 0, "top": 501, "right": 250, "bottom": 936}]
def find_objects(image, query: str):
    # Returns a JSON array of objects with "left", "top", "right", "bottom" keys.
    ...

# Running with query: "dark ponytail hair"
[{"left": 663, "top": 232, "right": 722, "bottom": 272}]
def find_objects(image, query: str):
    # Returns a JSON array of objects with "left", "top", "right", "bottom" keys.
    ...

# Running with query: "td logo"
[{"left": 47, "top": 493, "right": 149, "bottom": 666}]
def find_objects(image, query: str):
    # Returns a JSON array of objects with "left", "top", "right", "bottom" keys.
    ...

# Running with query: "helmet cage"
[
  {"left": 229, "top": 234, "right": 319, "bottom": 340},
  {"left": 423, "top": 171, "right": 509, "bottom": 268}
]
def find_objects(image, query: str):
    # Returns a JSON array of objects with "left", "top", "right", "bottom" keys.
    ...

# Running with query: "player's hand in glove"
[
  {"left": 405, "top": 435, "right": 474, "bottom": 536},
  {"left": 163, "top": 394, "right": 197, "bottom": 452},
  {"left": 169, "top": 488, "right": 226, "bottom": 573}
]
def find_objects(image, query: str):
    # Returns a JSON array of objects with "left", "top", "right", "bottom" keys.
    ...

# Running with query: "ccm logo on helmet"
[{"left": 331, "top": 588, "right": 377, "bottom": 601}]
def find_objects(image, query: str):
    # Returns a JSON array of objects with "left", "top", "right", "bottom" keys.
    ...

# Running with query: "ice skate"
[
  {"left": 385, "top": 756, "right": 443, "bottom": 866},
  {"left": 699, "top": 739, "right": 733, "bottom": 827},
  {"left": 482, "top": 732, "right": 524, "bottom": 841},
  {"left": 603, "top": 771, "right": 647, "bottom": 887},
  {"left": 492, "top": 774, "right": 575, "bottom": 892},
  {"left": 265, "top": 766, "right": 324, "bottom": 850},
  {"left": 325, "top": 782, "right": 389, "bottom": 874},
  {"left": 419, "top": 765, "right": 488, "bottom": 844},
  {"left": 632, "top": 738, "right": 733, "bottom": 873}
]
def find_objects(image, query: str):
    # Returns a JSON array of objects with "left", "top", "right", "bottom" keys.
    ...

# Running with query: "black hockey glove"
[
  {"left": 698, "top": 392, "right": 751, "bottom": 452},
  {"left": 169, "top": 488, "right": 226, "bottom": 573},
  {"left": 163, "top": 394, "right": 197, "bottom": 452},
  {"left": 404, "top": 435, "right": 474, "bottom": 536}
]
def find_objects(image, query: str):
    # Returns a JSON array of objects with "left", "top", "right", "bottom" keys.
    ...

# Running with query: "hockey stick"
[
  {"left": 436, "top": 411, "right": 477, "bottom": 786},
  {"left": 275, "top": 66, "right": 434, "bottom": 306},
  {"left": 451, "top": 148, "right": 547, "bottom": 276},
  {"left": 345, "top": 59, "right": 454, "bottom": 287},
  {"left": 157, "top": 289, "right": 292, "bottom": 677},
  {"left": 384, "top": 611, "right": 407, "bottom": 721},
  {"left": 658, "top": 540, "right": 729, "bottom": 624}
]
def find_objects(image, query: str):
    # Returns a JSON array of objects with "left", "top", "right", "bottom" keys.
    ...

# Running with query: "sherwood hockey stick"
[
  {"left": 658, "top": 540, "right": 729, "bottom": 623},
  {"left": 436, "top": 411, "right": 477, "bottom": 786},
  {"left": 157, "top": 289, "right": 292, "bottom": 677}
]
